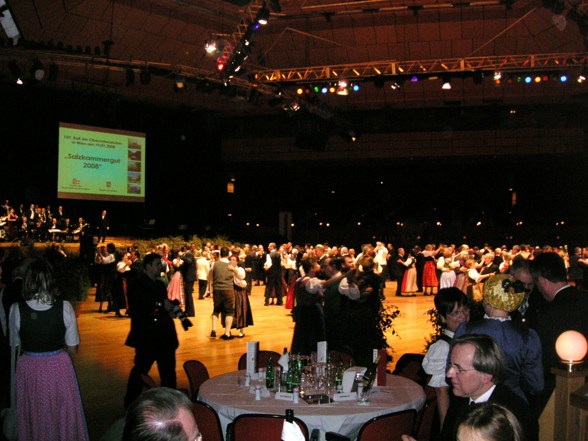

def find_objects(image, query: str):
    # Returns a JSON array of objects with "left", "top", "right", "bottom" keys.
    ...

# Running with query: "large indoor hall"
[{"left": 2, "top": 0, "right": 588, "bottom": 440}]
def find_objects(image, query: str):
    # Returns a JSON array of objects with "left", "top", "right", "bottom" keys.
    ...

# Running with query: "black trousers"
[
  {"left": 124, "top": 345, "right": 177, "bottom": 408},
  {"left": 198, "top": 279, "right": 208, "bottom": 298},
  {"left": 184, "top": 279, "right": 195, "bottom": 316}
]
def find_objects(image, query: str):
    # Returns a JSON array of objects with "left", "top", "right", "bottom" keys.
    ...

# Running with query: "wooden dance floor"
[{"left": 75, "top": 281, "right": 433, "bottom": 439}]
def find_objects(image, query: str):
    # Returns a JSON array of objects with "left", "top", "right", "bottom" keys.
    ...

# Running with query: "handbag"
[{"left": 1, "top": 344, "right": 18, "bottom": 441}]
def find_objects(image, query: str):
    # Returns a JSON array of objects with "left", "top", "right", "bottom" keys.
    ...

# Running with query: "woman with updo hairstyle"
[
  {"left": 457, "top": 402, "right": 525, "bottom": 441},
  {"left": 401, "top": 403, "right": 525, "bottom": 441},
  {"left": 9, "top": 258, "right": 89, "bottom": 441}
]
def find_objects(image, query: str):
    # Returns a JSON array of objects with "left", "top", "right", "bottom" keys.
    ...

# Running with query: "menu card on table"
[
  {"left": 317, "top": 341, "right": 327, "bottom": 363},
  {"left": 247, "top": 341, "right": 259, "bottom": 376}
]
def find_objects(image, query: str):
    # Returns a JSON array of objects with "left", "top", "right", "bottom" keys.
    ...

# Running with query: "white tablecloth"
[{"left": 197, "top": 371, "right": 425, "bottom": 441}]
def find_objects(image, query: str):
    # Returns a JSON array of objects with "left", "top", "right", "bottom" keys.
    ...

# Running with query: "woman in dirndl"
[{"left": 9, "top": 258, "right": 89, "bottom": 441}]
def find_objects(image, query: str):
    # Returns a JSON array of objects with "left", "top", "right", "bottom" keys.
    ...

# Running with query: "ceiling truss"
[{"left": 254, "top": 52, "right": 588, "bottom": 84}]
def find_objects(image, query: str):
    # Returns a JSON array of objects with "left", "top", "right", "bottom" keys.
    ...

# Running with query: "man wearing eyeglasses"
[
  {"left": 438, "top": 334, "right": 537, "bottom": 441},
  {"left": 123, "top": 387, "right": 202, "bottom": 441}
]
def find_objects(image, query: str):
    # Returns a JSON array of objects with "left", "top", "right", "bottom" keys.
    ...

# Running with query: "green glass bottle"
[{"left": 266, "top": 357, "right": 275, "bottom": 389}]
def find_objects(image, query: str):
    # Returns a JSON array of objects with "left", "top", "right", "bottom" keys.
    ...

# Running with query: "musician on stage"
[
  {"left": 73, "top": 217, "right": 88, "bottom": 241},
  {"left": 18, "top": 216, "right": 30, "bottom": 241},
  {"left": 6, "top": 207, "right": 19, "bottom": 241}
]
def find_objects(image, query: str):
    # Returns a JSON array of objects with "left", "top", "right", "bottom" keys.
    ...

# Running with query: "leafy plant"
[
  {"left": 424, "top": 307, "right": 444, "bottom": 352},
  {"left": 377, "top": 304, "right": 401, "bottom": 350}
]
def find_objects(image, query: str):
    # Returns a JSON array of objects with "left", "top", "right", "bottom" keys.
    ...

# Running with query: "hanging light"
[
  {"left": 441, "top": 76, "right": 452, "bottom": 90},
  {"left": 30, "top": 59, "right": 45, "bottom": 81},
  {"left": 256, "top": 7, "right": 270, "bottom": 25},
  {"left": 205, "top": 38, "right": 218, "bottom": 54},
  {"left": 174, "top": 74, "right": 186, "bottom": 90}
]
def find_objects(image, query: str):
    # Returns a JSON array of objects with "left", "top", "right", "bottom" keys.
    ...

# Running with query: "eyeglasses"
[{"left": 448, "top": 364, "right": 477, "bottom": 375}]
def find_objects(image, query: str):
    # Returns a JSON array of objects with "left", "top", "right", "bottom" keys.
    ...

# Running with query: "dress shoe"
[
  {"left": 238, "top": 332, "right": 245, "bottom": 338},
  {"left": 264, "top": 300, "right": 269, "bottom": 306},
  {"left": 115, "top": 312, "right": 123, "bottom": 318},
  {"left": 220, "top": 334, "right": 234, "bottom": 340},
  {"left": 210, "top": 330, "right": 217, "bottom": 338}
]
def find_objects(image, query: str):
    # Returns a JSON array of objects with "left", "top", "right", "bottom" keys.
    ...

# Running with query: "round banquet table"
[{"left": 197, "top": 370, "right": 426, "bottom": 441}]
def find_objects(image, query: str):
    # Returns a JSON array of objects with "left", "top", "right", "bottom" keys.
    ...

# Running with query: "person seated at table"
[
  {"left": 422, "top": 287, "right": 469, "bottom": 429},
  {"left": 291, "top": 257, "right": 326, "bottom": 355},
  {"left": 439, "top": 334, "right": 538, "bottom": 441},
  {"left": 100, "top": 387, "right": 200, "bottom": 441},
  {"left": 456, "top": 402, "right": 525, "bottom": 441},
  {"left": 124, "top": 387, "right": 199, "bottom": 441}
]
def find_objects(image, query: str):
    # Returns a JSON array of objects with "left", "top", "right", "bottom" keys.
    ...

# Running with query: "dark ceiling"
[{"left": 1, "top": 0, "right": 588, "bottom": 116}]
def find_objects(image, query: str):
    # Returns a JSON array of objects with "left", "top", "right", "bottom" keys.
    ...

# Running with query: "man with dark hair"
[
  {"left": 124, "top": 253, "right": 179, "bottom": 408},
  {"left": 123, "top": 387, "right": 200, "bottom": 441},
  {"left": 181, "top": 244, "right": 197, "bottom": 317},
  {"left": 99, "top": 209, "right": 109, "bottom": 243},
  {"left": 529, "top": 252, "right": 588, "bottom": 412},
  {"left": 422, "top": 288, "right": 469, "bottom": 428},
  {"left": 322, "top": 256, "right": 360, "bottom": 354},
  {"left": 210, "top": 246, "right": 236, "bottom": 340},
  {"left": 439, "top": 334, "right": 537, "bottom": 441},
  {"left": 510, "top": 258, "right": 545, "bottom": 328}
]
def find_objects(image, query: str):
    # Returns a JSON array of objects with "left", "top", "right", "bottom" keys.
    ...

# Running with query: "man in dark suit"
[
  {"left": 124, "top": 253, "right": 179, "bottom": 408},
  {"left": 439, "top": 334, "right": 537, "bottom": 441},
  {"left": 181, "top": 245, "right": 197, "bottom": 317},
  {"left": 99, "top": 209, "right": 109, "bottom": 243},
  {"left": 530, "top": 252, "right": 588, "bottom": 412},
  {"left": 478, "top": 252, "right": 499, "bottom": 276}
]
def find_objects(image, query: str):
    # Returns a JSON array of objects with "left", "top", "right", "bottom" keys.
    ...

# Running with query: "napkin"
[
  {"left": 281, "top": 420, "right": 306, "bottom": 441},
  {"left": 278, "top": 351, "right": 289, "bottom": 372}
]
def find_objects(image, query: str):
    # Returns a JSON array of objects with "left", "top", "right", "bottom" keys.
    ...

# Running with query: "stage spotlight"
[
  {"left": 174, "top": 75, "right": 185, "bottom": 90},
  {"left": 524, "top": 76, "right": 532, "bottom": 84},
  {"left": 559, "top": 74, "right": 568, "bottom": 83},
  {"left": 441, "top": 76, "right": 452, "bottom": 90},
  {"left": 30, "top": 59, "right": 45, "bottom": 80},
  {"left": 410, "top": 75, "right": 419, "bottom": 82},
  {"left": 140, "top": 66, "right": 151, "bottom": 85},
  {"left": 390, "top": 81, "right": 401, "bottom": 90},
  {"left": 352, "top": 83, "right": 360, "bottom": 92},
  {"left": 577, "top": 67, "right": 587, "bottom": 83},
  {"left": 321, "top": 86, "right": 328, "bottom": 94},
  {"left": 205, "top": 38, "right": 218, "bottom": 54},
  {"left": 256, "top": 7, "right": 270, "bottom": 25},
  {"left": 216, "top": 57, "right": 227, "bottom": 72}
]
